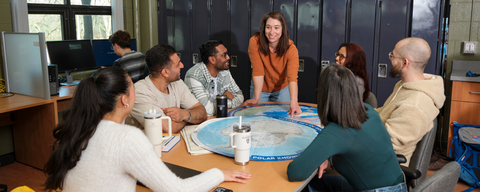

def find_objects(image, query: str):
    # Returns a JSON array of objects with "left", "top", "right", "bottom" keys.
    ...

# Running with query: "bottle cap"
[
  {"left": 144, "top": 106, "right": 162, "bottom": 119},
  {"left": 233, "top": 124, "right": 251, "bottom": 133},
  {"left": 216, "top": 95, "right": 227, "bottom": 99}
]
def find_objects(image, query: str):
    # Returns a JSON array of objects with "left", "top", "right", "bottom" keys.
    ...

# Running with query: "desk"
[
  {"left": 0, "top": 86, "right": 75, "bottom": 169},
  {"left": 137, "top": 102, "right": 317, "bottom": 192}
]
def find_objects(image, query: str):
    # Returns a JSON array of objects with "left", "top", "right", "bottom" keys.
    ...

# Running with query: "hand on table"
[
  {"left": 161, "top": 107, "right": 187, "bottom": 122},
  {"left": 221, "top": 170, "right": 251, "bottom": 183},
  {"left": 287, "top": 102, "right": 302, "bottom": 117},
  {"left": 317, "top": 160, "right": 330, "bottom": 179},
  {"left": 243, "top": 99, "right": 259, "bottom": 105}
]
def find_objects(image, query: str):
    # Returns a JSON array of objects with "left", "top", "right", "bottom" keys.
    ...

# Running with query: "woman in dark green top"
[{"left": 287, "top": 65, "right": 405, "bottom": 192}]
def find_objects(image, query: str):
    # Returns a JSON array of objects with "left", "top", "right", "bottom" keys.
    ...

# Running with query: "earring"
[{"left": 124, "top": 104, "right": 129, "bottom": 108}]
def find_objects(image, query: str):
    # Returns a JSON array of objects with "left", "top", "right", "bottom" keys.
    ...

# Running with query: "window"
[{"left": 27, "top": 0, "right": 112, "bottom": 40}]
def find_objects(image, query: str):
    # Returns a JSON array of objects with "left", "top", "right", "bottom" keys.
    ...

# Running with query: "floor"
[{"left": 0, "top": 162, "right": 479, "bottom": 192}]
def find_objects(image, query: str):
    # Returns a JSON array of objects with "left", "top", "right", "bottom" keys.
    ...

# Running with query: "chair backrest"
[
  {"left": 411, "top": 161, "right": 460, "bottom": 192},
  {"left": 409, "top": 117, "right": 438, "bottom": 189},
  {"left": 365, "top": 92, "right": 377, "bottom": 108}
]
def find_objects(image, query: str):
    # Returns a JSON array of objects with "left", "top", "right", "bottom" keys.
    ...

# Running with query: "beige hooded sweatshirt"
[{"left": 376, "top": 74, "right": 445, "bottom": 165}]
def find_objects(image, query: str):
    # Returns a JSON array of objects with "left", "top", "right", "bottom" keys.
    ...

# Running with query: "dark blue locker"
[
  {"left": 173, "top": 0, "right": 191, "bottom": 79},
  {"left": 321, "top": 0, "right": 347, "bottom": 67},
  {"left": 349, "top": 0, "right": 376, "bottom": 96},
  {"left": 274, "top": 0, "right": 296, "bottom": 41},
  {"left": 191, "top": 0, "right": 210, "bottom": 65},
  {"left": 375, "top": 0, "right": 410, "bottom": 106},
  {"left": 211, "top": 0, "right": 230, "bottom": 48},
  {"left": 297, "top": 0, "right": 321, "bottom": 103},
  {"left": 250, "top": 1, "right": 271, "bottom": 36},
  {"left": 230, "top": 0, "right": 251, "bottom": 100},
  {"left": 411, "top": 0, "right": 444, "bottom": 75},
  {"left": 157, "top": 0, "right": 174, "bottom": 45}
]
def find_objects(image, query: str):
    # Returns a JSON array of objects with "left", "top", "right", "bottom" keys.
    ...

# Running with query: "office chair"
[
  {"left": 398, "top": 117, "right": 438, "bottom": 191},
  {"left": 364, "top": 92, "right": 377, "bottom": 108},
  {"left": 411, "top": 161, "right": 460, "bottom": 192}
]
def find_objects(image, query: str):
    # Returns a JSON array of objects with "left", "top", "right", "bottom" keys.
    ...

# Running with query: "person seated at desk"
[
  {"left": 109, "top": 30, "right": 147, "bottom": 83},
  {"left": 376, "top": 37, "right": 445, "bottom": 165},
  {"left": 184, "top": 40, "right": 244, "bottom": 116},
  {"left": 287, "top": 65, "right": 405, "bottom": 192},
  {"left": 335, "top": 43, "right": 370, "bottom": 101},
  {"left": 130, "top": 44, "right": 207, "bottom": 133},
  {"left": 43, "top": 67, "right": 251, "bottom": 192}
]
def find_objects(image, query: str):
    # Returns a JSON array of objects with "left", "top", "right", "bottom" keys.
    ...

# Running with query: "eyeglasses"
[
  {"left": 335, "top": 51, "right": 346, "bottom": 60},
  {"left": 388, "top": 52, "right": 403, "bottom": 59},
  {"left": 212, "top": 52, "right": 229, "bottom": 59}
]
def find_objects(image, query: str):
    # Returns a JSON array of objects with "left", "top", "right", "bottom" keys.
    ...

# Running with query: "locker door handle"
[
  {"left": 378, "top": 63, "right": 387, "bottom": 78},
  {"left": 298, "top": 59, "right": 304, "bottom": 72}
]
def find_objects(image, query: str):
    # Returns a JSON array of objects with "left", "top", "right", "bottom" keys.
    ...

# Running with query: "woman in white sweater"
[{"left": 43, "top": 67, "right": 250, "bottom": 192}]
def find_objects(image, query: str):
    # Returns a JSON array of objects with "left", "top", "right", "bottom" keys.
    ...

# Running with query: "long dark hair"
[
  {"left": 44, "top": 67, "right": 130, "bottom": 191},
  {"left": 338, "top": 43, "right": 370, "bottom": 101},
  {"left": 254, "top": 11, "right": 290, "bottom": 57},
  {"left": 317, "top": 65, "right": 368, "bottom": 130}
]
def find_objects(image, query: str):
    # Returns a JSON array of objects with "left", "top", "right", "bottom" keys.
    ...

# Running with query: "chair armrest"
[
  {"left": 400, "top": 165, "right": 422, "bottom": 180},
  {"left": 397, "top": 154, "right": 407, "bottom": 164}
]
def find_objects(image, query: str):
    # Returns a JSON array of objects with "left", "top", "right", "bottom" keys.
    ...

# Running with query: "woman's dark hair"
[
  {"left": 109, "top": 30, "right": 131, "bottom": 48},
  {"left": 254, "top": 11, "right": 290, "bottom": 57},
  {"left": 145, "top": 44, "right": 177, "bottom": 78},
  {"left": 43, "top": 67, "right": 130, "bottom": 191},
  {"left": 338, "top": 43, "right": 370, "bottom": 101},
  {"left": 199, "top": 40, "right": 223, "bottom": 64},
  {"left": 317, "top": 65, "right": 368, "bottom": 130}
]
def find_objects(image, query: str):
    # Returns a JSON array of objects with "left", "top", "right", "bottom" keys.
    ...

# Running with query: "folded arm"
[{"left": 184, "top": 77, "right": 215, "bottom": 116}]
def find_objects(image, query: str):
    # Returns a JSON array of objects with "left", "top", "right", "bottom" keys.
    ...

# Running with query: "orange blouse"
[{"left": 248, "top": 35, "right": 299, "bottom": 93}]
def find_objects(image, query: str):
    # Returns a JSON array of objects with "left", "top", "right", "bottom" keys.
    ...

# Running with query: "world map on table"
[{"left": 191, "top": 104, "right": 322, "bottom": 161}]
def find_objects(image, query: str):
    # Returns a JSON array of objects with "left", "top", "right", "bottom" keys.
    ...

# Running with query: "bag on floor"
[{"left": 449, "top": 122, "right": 480, "bottom": 192}]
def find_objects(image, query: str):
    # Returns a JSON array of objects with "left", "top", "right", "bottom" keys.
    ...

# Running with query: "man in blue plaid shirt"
[{"left": 185, "top": 40, "right": 244, "bottom": 116}]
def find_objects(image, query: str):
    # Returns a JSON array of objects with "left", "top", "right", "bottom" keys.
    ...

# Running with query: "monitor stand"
[{"left": 61, "top": 70, "right": 80, "bottom": 86}]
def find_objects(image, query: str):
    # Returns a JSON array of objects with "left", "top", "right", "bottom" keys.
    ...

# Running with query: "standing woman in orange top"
[{"left": 244, "top": 11, "right": 302, "bottom": 116}]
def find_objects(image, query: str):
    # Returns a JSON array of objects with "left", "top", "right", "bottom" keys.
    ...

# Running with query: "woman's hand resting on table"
[
  {"left": 243, "top": 99, "right": 259, "bottom": 105},
  {"left": 221, "top": 170, "right": 251, "bottom": 183},
  {"left": 287, "top": 101, "right": 302, "bottom": 117}
]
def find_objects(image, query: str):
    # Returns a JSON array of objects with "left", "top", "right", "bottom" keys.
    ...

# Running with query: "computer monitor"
[
  {"left": 46, "top": 40, "right": 97, "bottom": 85},
  {"left": 46, "top": 40, "right": 97, "bottom": 72},
  {"left": 92, "top": 39, "right": 137, "bottom": 66}
]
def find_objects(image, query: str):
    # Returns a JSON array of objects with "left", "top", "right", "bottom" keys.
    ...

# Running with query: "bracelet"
[{"left": 184, "top": 109, "right": 192, "bottom": 122}]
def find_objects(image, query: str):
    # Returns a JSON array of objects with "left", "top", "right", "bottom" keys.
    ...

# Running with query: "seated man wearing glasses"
[
  {"left": 184, "top": 40, "right": 244, "bottom": 116},
  {"left": 376, "top": 37, "right": 445, "bottom": 165}
]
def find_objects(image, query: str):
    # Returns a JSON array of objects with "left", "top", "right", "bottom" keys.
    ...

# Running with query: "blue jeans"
[
  {"left": 249, "top": 81, "right": 290, "bottom": 102},
  {"left": 305, "top": 175, "right": 407, "bottom": 192}
]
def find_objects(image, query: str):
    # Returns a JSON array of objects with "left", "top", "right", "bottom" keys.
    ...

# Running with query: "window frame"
[{"left": 28, "top": 1, "right": 112, "bottom": 40}]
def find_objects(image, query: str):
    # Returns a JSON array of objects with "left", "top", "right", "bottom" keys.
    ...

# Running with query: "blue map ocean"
[{"left": 192, "top": 104, "right": 322, "bottom": 161}]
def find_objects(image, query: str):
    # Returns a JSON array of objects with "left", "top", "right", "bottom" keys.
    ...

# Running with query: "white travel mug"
[
  {"left": 144, "top": 106, "right": 172, "bottom": 158},
  {"left": 229, "top": 123, "right": 251, "bottom": 165}
]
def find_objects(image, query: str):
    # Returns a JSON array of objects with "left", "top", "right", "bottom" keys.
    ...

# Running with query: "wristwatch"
[{"left": 184, "top": 109, "right": 191, "bottom": 122}]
